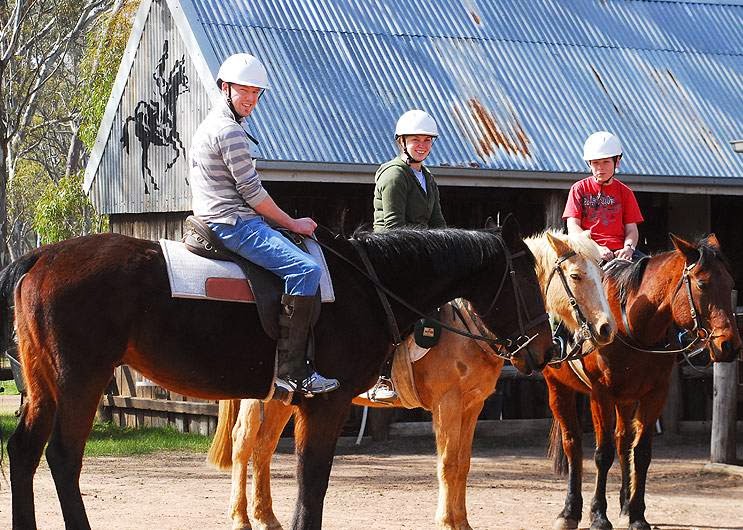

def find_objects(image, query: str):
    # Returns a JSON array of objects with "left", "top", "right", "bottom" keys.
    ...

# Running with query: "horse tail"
[
  {"left": 0, "top": 251, "right": 42, "bottom": 471},
  {"left": 547, "top": 419, "right": 568, "bottom": 476},
  {"left": 0, "top": 252, "right": 41, "bottom": 354},
  {"left": 206, "top": 399, "right": 240, "bottom": 471}
]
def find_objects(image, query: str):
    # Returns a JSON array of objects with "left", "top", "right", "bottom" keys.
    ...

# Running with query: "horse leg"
[
  {"left": 8, "top": 389, "right": 56, "bottom": 529},
  {"left": 625, "top": 392, "right": 668, "bottom": 530},
  {"left": 587, "top": 395, "right": 616, "bottom": 530},
  {"left": 615, "top": 402, "right": 636, "bottom": 528},
  {"left": 229, "top": 400, "right": 261, "bottom": 530},
  {"left": 451, "top": 395, "right": 487, "bottom": 530},
  {"left": 432, "top": 388, "right": 466, "bottom": 529},
  {"left": 251, "top": 400, "right": 294, "bottom": 530},
  {"left": 290, "top": 398, "right": 351, "bottom": 530},
  {"left": 546, "top": 380, "right": 583, "bottom": 530},
  {"left": 44, "top": 373, "right": 113, "bottom": 530}
]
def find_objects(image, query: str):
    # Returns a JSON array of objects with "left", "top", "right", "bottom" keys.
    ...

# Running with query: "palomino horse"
[
  {"left": 1, "top": 217, "right": 556, "bottom": 530},
  {"left": 206, "top": 230, "right": 617, "bottom": 530},
  {"left": 545, "top": 234, "right": 742, "bottom": 530}
]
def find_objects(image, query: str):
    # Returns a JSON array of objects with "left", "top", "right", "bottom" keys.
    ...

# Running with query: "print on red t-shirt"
[{"left": 563, "top": 177, "right": 643, "bottom": 250}]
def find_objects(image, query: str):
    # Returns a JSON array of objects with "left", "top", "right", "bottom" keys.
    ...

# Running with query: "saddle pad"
[{"left": 159, "top": 239, "right": 335, "bottom": 303}]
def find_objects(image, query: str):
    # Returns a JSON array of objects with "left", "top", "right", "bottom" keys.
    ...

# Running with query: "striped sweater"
[{"left": 189, "top": 97, "right": 268, "bottom": 224}]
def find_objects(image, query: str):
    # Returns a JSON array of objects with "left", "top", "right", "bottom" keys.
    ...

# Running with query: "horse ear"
[
  {"left": 546, "top": 232, "right": 571, "bottom": 257},
  {"left": 500, "top": 214, "right": 522, "bottom": 246},
  {"left": 701, "top": 233, "right": 721, "bottom": 251},
  {"left": 670, "top": 233, "right": 700, "bottom": 264}
]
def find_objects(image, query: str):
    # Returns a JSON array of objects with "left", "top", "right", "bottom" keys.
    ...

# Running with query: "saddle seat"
[{"left": 158, "top": 216, "right": 334, "bottom": 340}]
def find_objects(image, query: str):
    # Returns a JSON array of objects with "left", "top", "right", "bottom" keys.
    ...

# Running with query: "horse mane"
[
  {"left": 606, "top": 236, "right": 731, "bottom": 305},
  {"left": 353, "top": 227, "right": 530, "bottom": 278},
  {"left": 604, "top": 257, "right": 651, "bottom": 306},
  {"left": 526, "top": 229, "right": 602, "bottom": 275}
]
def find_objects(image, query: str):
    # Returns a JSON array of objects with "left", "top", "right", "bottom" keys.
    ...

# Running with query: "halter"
[
  {"left": 315, "top": 231, "right": 548, "bottom": 361},
  {"left": 616, "top": 257, "right": 711, "bottom": 357},
  {"left": 544, "top": 250, "right": 598, "bottom": 364}
]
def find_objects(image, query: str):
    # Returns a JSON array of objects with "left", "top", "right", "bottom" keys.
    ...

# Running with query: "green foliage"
[
  {"left": 33, "top": 171, "right": 108, "bottom": 244},
  {"left": 0, "top": 414, "right": 211, "bottom": 457},
  {"left": 78, "top": 0, "right": 141, "bottom": 150},
  {"left": 0, "top": 379, "right": 19, "bottom": 395}
]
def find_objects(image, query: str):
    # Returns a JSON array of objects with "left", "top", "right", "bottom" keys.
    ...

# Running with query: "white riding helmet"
[
  {"left": 216, "top": 53, "right": 269, "bottom": 90},
  {"left": 583, "top": 131, "right": 622, "bottom": 161},
  {"left": 395, "top": 109, "right": 439, "bottom": 138}
]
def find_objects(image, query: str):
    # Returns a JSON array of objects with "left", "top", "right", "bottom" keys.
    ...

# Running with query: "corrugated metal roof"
[
  {"left": 85, "top": 0, "right": 743, "bottom": 214},
  {"left": 187, "top": 0, "right": 742, "bottom": 178}
]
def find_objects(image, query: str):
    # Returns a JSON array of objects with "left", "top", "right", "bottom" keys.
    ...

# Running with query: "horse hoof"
[
  {"left": 589, "top": 519, "right": 613, "bottom": 530},
  {"left": 629, "top": 521, "right": 650, "bottom": 530},
  {"left": 553, "top": 517, "right": 579, "bottom": 530},
  {"left": 255, "top": 520, "right": 283, "bottom": 530}
]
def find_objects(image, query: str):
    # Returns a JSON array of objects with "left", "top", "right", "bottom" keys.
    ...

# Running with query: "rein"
[
  {"left": 616, "top": 259, "right": 711, "bottom": 357},
  {"left": 312, "top": 229, "right": 547, "bottom": 360}
]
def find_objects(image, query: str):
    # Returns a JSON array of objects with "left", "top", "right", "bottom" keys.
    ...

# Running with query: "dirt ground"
[{"left": 1, "top": 423, "right": 741, "bottom": 530}]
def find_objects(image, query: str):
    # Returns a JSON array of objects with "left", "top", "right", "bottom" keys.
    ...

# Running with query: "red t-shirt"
[{"left": 562, "top": 176, "right": 644, "bottom": 251}]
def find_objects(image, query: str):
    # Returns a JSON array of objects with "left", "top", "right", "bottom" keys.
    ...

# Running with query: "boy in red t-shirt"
[{"left": 563, "top": 131, "right": 644, "bottom": 262}]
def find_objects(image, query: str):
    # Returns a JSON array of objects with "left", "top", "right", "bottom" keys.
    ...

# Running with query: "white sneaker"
[
  {"left": 299, "top": 371, "right": 340, "bottom": 396},
  {"left": 359, "top": 377, "right": 397, "bottom": 403}
]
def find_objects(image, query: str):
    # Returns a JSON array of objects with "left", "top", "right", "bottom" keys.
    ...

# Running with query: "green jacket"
[{"left": 372, "top": 157, "right": 447, "bottom": 232}]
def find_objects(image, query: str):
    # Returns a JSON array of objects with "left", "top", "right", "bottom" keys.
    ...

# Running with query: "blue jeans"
[{"left": 209, "top": 217, "right": 321, "bottom": 296}]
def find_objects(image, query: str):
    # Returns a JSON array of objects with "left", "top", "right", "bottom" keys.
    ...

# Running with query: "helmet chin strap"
[{"left": 225, "top": 84, "right": 242, "bottom": 122}]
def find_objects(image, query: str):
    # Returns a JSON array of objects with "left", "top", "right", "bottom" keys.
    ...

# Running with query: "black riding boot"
[{"left": 276, "top": 294, "right": 339, "bottom": 396}]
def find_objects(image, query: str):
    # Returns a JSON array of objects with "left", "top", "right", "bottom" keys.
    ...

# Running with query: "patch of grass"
[
  {"left": 0, "top": 379, "right": 19, "bottom": 395},
  {"left": 0, "top": 414, "right": 211, "bottom": 457}
]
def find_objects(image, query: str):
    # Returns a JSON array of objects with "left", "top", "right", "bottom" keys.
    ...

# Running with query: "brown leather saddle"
[{"left": 181, "top": 215, "right": 320, "bottom": 339}]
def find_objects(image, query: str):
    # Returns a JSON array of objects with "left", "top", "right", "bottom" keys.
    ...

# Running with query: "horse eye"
[
  {"left": 696, "top": 280, "right": 706, "bottom": 289},
  {"left": 569, "top": 273, "right": 581, "bottom": 281}
]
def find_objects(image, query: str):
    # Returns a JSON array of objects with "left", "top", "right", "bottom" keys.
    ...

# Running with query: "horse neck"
[
  {"left": 361, "top": 230, "right": 506, "bottom": 326},
  {"left": 614, "top": 251, "right": 683, "bottom": 344}
]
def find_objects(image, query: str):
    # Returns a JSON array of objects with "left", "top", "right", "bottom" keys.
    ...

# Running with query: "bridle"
[
  {"left": 616, "top": 257, "right": 711, "bottom": 357},
  {"left": 314, "top": 230, "right": 548, "bottom": 362},
  {"left": 544, "top": 250, "right": 600, "bottom": 364}
]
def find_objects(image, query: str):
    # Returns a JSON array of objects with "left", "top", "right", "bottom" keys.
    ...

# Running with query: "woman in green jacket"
[
  {"left": 373, "top": 109, "right": 446, "bottom": 231},
  {"left": 367, "top": 109, "right": 446, "bottom": 401}
]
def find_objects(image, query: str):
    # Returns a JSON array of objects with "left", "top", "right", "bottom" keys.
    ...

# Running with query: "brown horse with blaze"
[{"left": 545, "top": 233, "right": 741, "bottom": 530}]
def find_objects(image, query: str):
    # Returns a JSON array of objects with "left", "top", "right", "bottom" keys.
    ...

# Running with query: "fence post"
[{"left": 710, "top": 290, "right": 739, "bottom": 463}]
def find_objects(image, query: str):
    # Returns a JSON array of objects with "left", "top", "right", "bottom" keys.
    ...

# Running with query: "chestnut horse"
[
  {"left": 1, "top": 217, "right": 556, "bottom": 530},
  {"left": 545, "top": 234, "right": 742, "bottom": 530},
  {"left": 206, "top": 230, "right": 618, "bottom": 530}
]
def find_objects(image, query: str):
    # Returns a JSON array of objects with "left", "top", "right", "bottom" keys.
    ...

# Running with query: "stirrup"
[
  {"left": 361, "top": 376, "right": 397, "bottom": 403},
  {"left": 298, "top": 371, "right": 340, "bottom": 397}
]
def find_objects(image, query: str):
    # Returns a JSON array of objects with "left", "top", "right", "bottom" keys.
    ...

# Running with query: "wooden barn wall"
[{"left": 103, "top": 185, "right": 743, "bottom": 435}]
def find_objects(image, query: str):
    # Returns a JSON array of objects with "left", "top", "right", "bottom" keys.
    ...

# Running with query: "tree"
[
  {"left": 0, "top": 0, "right": 114, "bottom": 263},
  {"left": 34, "top": 170, "right": 107, "bottom": 244}
]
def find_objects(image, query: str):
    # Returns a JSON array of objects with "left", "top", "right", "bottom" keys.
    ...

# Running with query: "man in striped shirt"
[{"left": 189, "top": 53, "right": 339, "bottom": 397}]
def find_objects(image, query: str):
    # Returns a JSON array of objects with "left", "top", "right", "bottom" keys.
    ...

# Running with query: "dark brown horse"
[
  {"left": 1, "top": 217, "right": 555, "bottom": 530},
  {"left": 545, "top": 233, "right": 742, "bottom": 530}
]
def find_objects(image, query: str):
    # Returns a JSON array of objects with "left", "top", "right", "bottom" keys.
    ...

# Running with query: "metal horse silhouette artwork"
[{"left": 121, "top": 40, "right": 190, "bottom": 194}]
